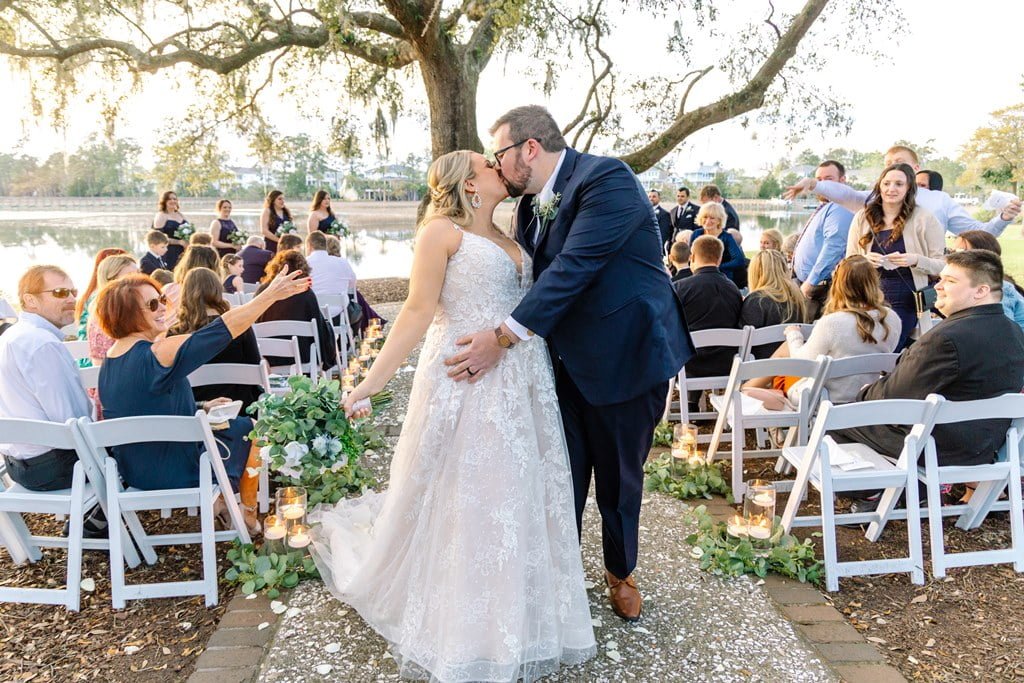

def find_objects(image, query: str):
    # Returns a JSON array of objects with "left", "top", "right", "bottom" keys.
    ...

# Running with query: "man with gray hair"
[
  {"left": 445, "top": 104, "right": 694, "bottom": 621},
  {"left": 239, "top": 234, "right": 272, "bottom": 284}
]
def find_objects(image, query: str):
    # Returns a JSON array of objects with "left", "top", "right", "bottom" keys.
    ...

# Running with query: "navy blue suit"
[{"left": 511, "top": 148, "right": 694, "bottom": 578}]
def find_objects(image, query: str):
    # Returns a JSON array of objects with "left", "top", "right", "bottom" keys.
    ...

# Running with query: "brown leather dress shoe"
[{"left": 605, "top": 570, "right": 642, "bottom": 621}]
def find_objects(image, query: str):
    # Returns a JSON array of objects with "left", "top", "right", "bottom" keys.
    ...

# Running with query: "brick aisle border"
[
  {"left": 701, "top": 494, "right": 908, "bottom": 683},
  {"left": 187, "top": 592, "right": 287, "bottom": 683}
]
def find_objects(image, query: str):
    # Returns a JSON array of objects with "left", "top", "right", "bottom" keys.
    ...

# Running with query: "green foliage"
[
  {"left": 223, "top": 539, "right": 319, "bottom": 599},
  {"left": 651, "top": 420, "right": 673, "bottom": 448},
  {"left": 684, "top": 505, "right": 824, "bottom": 584},
  {"left": 757, "top": 175, "right": 782, "bottom": 199},
  {"left": 644, "top": 453, "right": 730, "bottom": 500},
  {"left": 248, "top": 375, "right": 377, "bottom": 505}
]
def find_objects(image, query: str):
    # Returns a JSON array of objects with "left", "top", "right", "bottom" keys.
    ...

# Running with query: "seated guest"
[
  {"left": 741, "top": 250, "right": 807, "bottom": 359},
  {"left": 240, "top": 235, "right": 272, "bottom": 284},
  {"left": 77, "top": 247, "right": 129, "bottom": 341},
  {"left": 325, "top": 234, "right": 344, "bottom": 257},
  {"left": 0, "top": 266, "right": 93, "bottom": 491},
  {"left": 168, "top": 268, "right": 263, "bottom": 411},
  {"left": 256, "top": 249, "right": 337, "bottom": 371},
  {"left": 189, "top": 232, "right": 213, "bottom": 246},
  {"left": 672, "top": 235, "right": 742, "bottom": 384},
  {"left": 95, "top": 269, "right": 311, "bottom": 534},
  {"left": 781, "top": 233, "right": 799, "bottom": 267},
  {"left": 86, "top": 254, "right": 139, "bottom": 367},
  {"left": 699, "top": 184, "right": 740, "bottom": 232},
  {"left": 951, "top": 230, "right": 1024, "bottom": 333},
  {"left": 323, "top": 234, "right": 387, "bottom": 331},
  {"left": 674, "top": 229, "right": 693, "bottom": 248},
  {"left": 277, "top": 233, "right": 303, "bottom": 252},
  {"left": 150, "top": 269, "right": 173, "bottom": 288},
  {"left": 169, "top": 245, "right": 220, "bottom": 329},
  {"left": 305, "top": 231, "right": 357, "bottom": 323},
  {"left": 689, "top": 203, "right": 746, "bottom": 286},
  {"left": 744, "top": 256, "right": 900, "bottom": 407},
  {"left": 220, "top": 254, "right": 244, "bottom": 295},
  {"left": 668, "top": 241, "right": 692, "bottom": 282},
  {"left": 759, "top": 229, "right": 783, "bottom": 251},
  {"left": 830, "top": 251, "right": 1024, "bottom": 509},
  {"left": 140, "top": 231, "right": 170, "bottom": 275}
]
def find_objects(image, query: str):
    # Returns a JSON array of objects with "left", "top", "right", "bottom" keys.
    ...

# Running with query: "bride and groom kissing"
[{"left": 311, "top": 105, "right": 694, "bottom": 681}]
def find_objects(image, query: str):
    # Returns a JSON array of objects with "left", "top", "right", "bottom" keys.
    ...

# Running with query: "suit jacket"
[
  {"left": 653, "top": 205, "right": 673, "bottom": 249},
  {"left": 672, "top": 266, "right": 742, "bottom": 377},
  {"left": 140, "top": 252, "right": 167, "bottom": 275},
  {"left": 510, "top": 148, "right": 694, "bottom": 405},
  {"left": 240, "top": 245, "right": 272, "bottom": 284},
  {"left": 849, "top": 304, "right": 1024, "bottom": 466},
  {"left": 722, "top": 199, "right": 740, "bottom": 232},
  {"left": 670, "top": 201, "right": 698, "bottom": 236}
]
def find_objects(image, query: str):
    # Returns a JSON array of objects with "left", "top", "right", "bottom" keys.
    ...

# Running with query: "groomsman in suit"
[
  {"left": 648, "top": 189, "right": 673, "bottom": 252},
  {"left": 447, "top": 105, "right": 694, "bottom": 622},
  {"left": 671, "top": 186, "right": 698, "bottom": 239},
  {"left": 140, "top": 230, "right": 169, "bottom": 275}
]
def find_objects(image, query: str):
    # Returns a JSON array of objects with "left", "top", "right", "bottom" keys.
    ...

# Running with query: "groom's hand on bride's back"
[{"left": 445, "top": 327, "right": 508, "bottom": 383}]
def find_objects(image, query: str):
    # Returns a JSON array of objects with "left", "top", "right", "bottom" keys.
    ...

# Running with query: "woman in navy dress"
[
  {"left": 95, "top": 267, "right": 311, "bottom": 532},
  {"left": 209, "top": 198, "right": 240, "bottom": 257},
  {"left": 307, "top": 189, "right": 338, "bottom": 234},
  {"left": 261, "top": 190, "right": 291, "bottom": 255},
  {"left": 153, "top": 190, "right": 189, "bottom": 270}
]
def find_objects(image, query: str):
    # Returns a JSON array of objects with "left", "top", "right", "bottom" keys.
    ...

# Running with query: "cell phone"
[{"left": 207, "top": 400, "right": 243, "bottom": 424}]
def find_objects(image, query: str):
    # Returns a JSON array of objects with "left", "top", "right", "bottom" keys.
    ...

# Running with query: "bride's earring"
[{"left": 470, "top": 192, "right": 482, "bottom": 209}]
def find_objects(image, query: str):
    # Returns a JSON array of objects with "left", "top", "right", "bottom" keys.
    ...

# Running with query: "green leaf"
[
  {"left": 266, "top": 587, "right": 281, "bottom": 599},
  {"left": 242, "top": 580, "right": 256, "bottom": 594},
  {"left": 282, "top": 572, "right": 300, "bottom": 588}
]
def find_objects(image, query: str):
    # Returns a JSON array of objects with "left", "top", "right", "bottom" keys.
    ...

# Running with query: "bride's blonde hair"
[{"left": 420, "top": 150, "right": 477, "bottom": 229}]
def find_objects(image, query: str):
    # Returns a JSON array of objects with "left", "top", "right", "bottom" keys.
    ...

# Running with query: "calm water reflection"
[{"left": 0, "top": 200, "right": 809, "bottom": 300}]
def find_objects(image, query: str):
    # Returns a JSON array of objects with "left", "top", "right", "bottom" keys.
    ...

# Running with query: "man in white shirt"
[
  {"left": 305, "top": 231, "right": 357, "bottom": 321},
  {"left": 785, "top": 145, "right": 1022, "bottom": 235},
  {"left": 0, "top": 266, "right": 92, "bottom": 490}
]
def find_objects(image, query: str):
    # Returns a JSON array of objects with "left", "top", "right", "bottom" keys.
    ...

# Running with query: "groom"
[{"left": 446, "top": 105, "right": 693, "bottom": 621}]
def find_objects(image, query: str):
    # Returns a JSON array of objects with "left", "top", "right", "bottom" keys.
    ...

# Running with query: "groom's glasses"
[{"left": 492, "top": 138, "right": 540, "bottom": 164}]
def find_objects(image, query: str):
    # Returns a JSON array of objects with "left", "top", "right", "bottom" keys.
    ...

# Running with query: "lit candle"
[
  {"left": 263, "top": 515, "right": 286, "bottom": 540},
  {"left": 280, "top": 503, "right": 305, "bottom": 520},
  {"left": 726, "top": 514, "right": 748, "bottom": 537},
  {"left": 751, "top": 492, "right": 775, "bottom": 507},
  {"left": 747, "top": 515, "right": 772, "bottom": 539},
  {"left": 287, "top": 525, "right": 311, "bottom": 549}
]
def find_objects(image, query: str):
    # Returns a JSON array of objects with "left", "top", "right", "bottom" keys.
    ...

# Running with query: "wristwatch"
[{"left": 494, "top": 327, "right": 516, "bottom": 349}]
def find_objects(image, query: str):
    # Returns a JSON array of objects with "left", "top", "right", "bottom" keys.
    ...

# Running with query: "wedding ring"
[{"left": 467, "top": 368, "right": 478, "bottom": 376}]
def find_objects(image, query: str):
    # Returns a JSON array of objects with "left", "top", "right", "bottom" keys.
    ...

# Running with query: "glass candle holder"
[
  {"left": 286, "top": 523, "right": 311, "bottom": 551},
  {"left": 743, "top": 480, "right": 776, "bottom": 546},
  {"left": 263, "top": 514, "right": 287, "bottom": 551},
  {"left": 671, "top": 423, "right": 700, "bottom": 475},
  {"left": 725, "top": 513, "right": 748, "bottom": 538},
  {"left": 276, "top": 486, "right": 307, "bottom": 524}
]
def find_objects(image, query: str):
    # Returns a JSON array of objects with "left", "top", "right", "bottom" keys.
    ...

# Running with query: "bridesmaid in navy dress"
[
  {"left": 261, "top": 190, "right": 291, "bottom": 255},
  {"left": 307, "top": 189, "right": 337, "bottom": 234},
  {"left": 95, "top": 267, "right": 311, "bottom": 533},
  {"left": 209, "top": 198, "right": 240, "bottom": 257},
  {"left": 153, "top": 190, "right": 189, "bottom": 270}
]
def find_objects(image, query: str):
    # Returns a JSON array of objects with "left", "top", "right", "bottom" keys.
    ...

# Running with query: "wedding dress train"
[{"left": 309, "top": 226, "right": 596, "bottom": 682}]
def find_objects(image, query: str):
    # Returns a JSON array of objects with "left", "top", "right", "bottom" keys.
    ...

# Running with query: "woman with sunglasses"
[{"left": 94, "top": 267, "right": 310, "bottom": 533}]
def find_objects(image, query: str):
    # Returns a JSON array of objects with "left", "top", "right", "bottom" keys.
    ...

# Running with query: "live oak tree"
[
  {"left": 960, "top": 104, "right": 1024, "bottom": 196},
  {"left": 0, "top": 0, "right": 893, "bottom": 172}
]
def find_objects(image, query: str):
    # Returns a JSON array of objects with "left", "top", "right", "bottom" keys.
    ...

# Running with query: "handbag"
[
  {"left": 346, "top": 297, "right": 364, "bottom": 328},
  {"left": 914, "top": 285, "right": 937, "bottom": 314}
]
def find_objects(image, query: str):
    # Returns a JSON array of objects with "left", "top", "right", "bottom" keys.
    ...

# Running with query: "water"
[{"left": 0, "top": 199, "right": 811, "bottom": 301}]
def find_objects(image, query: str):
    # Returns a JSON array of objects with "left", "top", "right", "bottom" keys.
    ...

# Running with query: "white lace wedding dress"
[{"left": 309, "top": 226, "right": 597, "bottom": 682}]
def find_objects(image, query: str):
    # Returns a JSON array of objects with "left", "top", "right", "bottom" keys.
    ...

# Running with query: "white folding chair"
[
  {"left": 253, "top": 319, "right": 321, "bottom": 380},
  {"left": 242, "top": 282, "right": 259, "bottom": 294},
  {"left": 79, "top": 365, "right": 101, "bottom": 391},
  {"left": 663, "top": 326, "right": 752, "bottom": 444},
  {"left": 63, "top": 340, "right": 90, "bottom": 362},
  {"left": 706, "top": 355, "right": 831, "bottom": 501},
  {"left": 918, "top": 394, "right": 1024, "bottom": 578},
  {"left": 77, "top": 412, "right": 251, "bottom": 608},
  {"left": 188, "top": 362, "right": 272, "bottom": 513},
  {"left": 256, "top": 336, "right": 304, "bottom": 382},
  {"left": 0, "top": 418, "right": 141, "bottom": 610},
  {"left": 317, "top": 292, "right": 354, "bottom": 367},
  {"left": 223, "top": 292, "right": 244, "bottom": 307}
]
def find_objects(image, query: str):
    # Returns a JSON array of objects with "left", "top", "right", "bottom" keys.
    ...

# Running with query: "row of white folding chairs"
[
  {"left": 777, "top": 393, "right": 1024, "bottom": 591},
  {"left": 223, "top": 291, "right": 254, "bottom": 307},
  {"left": 253, "top": 319, "right": 322, "bottom": 381},
  {"left": 0, "top": 411, "right": 250, "bottom": 610}
]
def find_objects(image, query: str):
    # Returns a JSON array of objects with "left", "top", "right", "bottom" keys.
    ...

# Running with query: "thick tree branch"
[
  {"left": 619, "top": 0, "right": 830, "bottom": 172},
  {"left": 348, "top": 11, "right": 406, "bottom": 39}
]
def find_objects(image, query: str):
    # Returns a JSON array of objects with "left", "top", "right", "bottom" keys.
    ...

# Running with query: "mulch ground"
[
  {"left": 0, "top": 512, "right": 236, "bottom": 682},
  {"left": 720, "top": 447, "right": 1024, "bottom": 681}
]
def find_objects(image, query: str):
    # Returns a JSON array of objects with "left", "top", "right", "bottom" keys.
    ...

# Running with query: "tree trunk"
[{"left": 419, "top": 50, "right": 483, "bottom": 159}]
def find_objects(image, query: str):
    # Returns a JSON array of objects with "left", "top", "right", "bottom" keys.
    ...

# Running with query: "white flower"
[
  {"left": 283, "top": 441, "right": 308, "bottom": 468},
  {"left": 330, "top": 460, "right": 346, "bottom": 473},
  {"left": 311, "top": 434, "right": 329, "bottom": 455},
  {"left": 531, "top": 192, "right": 562, "bottom": 221},
  {"left": 327, "top": 437, "right": 343, "bottom": 455},
  {"left": 278, "top": 464, "right": 303, "bottom": 479}
]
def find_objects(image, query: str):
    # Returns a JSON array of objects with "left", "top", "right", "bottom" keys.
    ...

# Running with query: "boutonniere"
[{"left": 531, "top": 192, "right": 561, "bottom": 243}]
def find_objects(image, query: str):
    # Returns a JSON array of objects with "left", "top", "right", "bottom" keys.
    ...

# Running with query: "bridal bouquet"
[
  {"left": 325, "top": 217, "right": 350, "bottom": 238},
  {"left": 228, "top": 230, "right": 249, "bottom": 246},
  {"left": 174, "top": 222, "right": 195, "bottom": 240},
  {"left": 248, "top": 375, "right": 385, "bottom": 505},
  {"left": 278, "top": 221, "right": 297, "bottom": 235}
]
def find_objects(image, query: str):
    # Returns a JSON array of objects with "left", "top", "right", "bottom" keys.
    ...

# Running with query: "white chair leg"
[
  {"left": 731, "top": 407, "right": 745, "bottom": 502},
  {"left": 956, "top": 480, "right": 1002, "bottom": 531},
  {"left": 821, "top": 477, "right": 840, "bottom": 592},
  {"left": 65, "top": 464, "right": 85, "bottom": 611},
  {"left": 1007, "top": 458, "right": 1024, "bottom": 572},
  {"left": 122, "top": 509, "right": 158, "bottom": 565},
  {"left": 160, "top": 508, "right": 172, "bottom": 519},
  {"left": 258, "top": 457, "right": 270, "bottom": 514},
  {"left": 0, "top": 511, "right": 33, "bottom": 565},
  {"left": 199, "top": 459, "right": 219, "bottom": 607},
  {"left": 924, "top": 454, "right": 947, "bottom": 579},
  {"left": 866, "top": 484, "right": 905, "bottom": 542},
  {"left": 903, "top": 474, "right": 925, "bottom": 585},
  {"left": 106, "top": 459, "right": 127, "bottom": 610}
]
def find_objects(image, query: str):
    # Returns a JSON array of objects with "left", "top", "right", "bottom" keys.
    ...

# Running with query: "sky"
[{"left": 0, "top": 0, "right": 1021, "bottom": 176}]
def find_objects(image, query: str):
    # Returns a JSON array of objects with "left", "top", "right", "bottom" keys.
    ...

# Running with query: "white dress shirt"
[
  {"left": 813, "top": 180, "right": 1011, "bottom": 236},
  {"left": 504, "top": 150, "right": 568, "bottom": 342},
  {"left": 0, "top": 312, "right": 92, "bottom": 459},
  {"left": 307, "top": 249, "right": 358, "bottom": 319}
]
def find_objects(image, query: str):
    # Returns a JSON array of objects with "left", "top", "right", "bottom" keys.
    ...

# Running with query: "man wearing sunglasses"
[
  {"left": 0, "top": 266, "right": 94, "bottom": 491},
  {"left": 446, "top": 105, "right": 694, "bottom": 622}
]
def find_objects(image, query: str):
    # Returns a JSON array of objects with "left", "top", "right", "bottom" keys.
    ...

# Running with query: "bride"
[{"left": 310, "top": 150, "right": 597, "bottom": 682}]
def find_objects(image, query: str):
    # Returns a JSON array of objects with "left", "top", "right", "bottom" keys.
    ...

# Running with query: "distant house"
[
  {"left": 637, "top": 165, "right": 676, "bottom": 191},
  {"left": 229, "top": 166, "right": 271, "bottom": 187},
  {"left": 362, "top": 163, "right": 423, "bottom": 201},
  {"left": 681, "top": 162, "right": 728, "bottom": 186}
]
